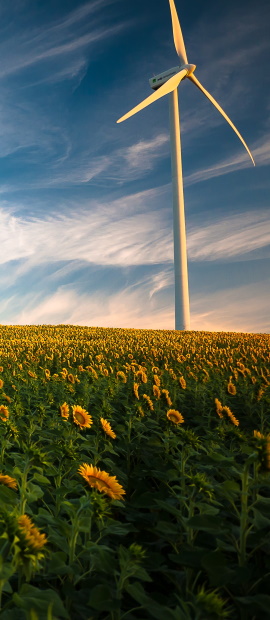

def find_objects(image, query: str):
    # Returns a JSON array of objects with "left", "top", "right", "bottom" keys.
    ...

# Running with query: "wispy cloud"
[
  {"left": 0, "top": 272, "right": 174, "bottom": 329},
  {"left": 0, "top": 133, "right": 170, "bottom": 189},
  {"left": 1, "top": 273, "right": 269, "bottom": 334},
  {"left": 0, "top": 1, "right": 127, "bottom": 163},
  {"left": 97, "top": 134, "right": 170, "bottom": 183},
  {"left": 0, "top": 188, "right": 172, "bottom": 276},
  {"left": 0, "top": 192, "right": 269, "bottom": 287},
  {"left": 0, "top": 0, "right": 123, "bottom": 80},
  {"left": 188, "top": 209, "right": 270, "bottom": 261},
  {"left": 184, "top": 133, "right": 270, "bottom": 186},
  {"left": 191, "top": 280, "right": 270, "bottom": 333},
  {"left": 122, "top": 134, "right": 169, "bottom": 169}
]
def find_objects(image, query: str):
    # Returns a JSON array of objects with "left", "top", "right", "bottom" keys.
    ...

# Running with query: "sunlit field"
[{"left": 0, "top": 325, "right": 269, "bottom": 620}]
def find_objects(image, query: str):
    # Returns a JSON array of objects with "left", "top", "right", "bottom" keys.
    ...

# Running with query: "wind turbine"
[{"left": 117, "top": 0, "right": 255, "bottom": 331}]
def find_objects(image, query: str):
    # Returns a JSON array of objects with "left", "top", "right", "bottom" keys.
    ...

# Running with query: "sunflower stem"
[
  {"left": 19, "top": 462, "right": 30, "bottom": 516},
  {"left": 187, "top": 499, "right": 194, "bottom": 544},
  {"left": 180, "top": 446, "right": 187, "bottom": 500},
  {"left": 0, "top": 440, "right": 7, "bottom": 465},
  {"left": 239, "top": 462, "right": 250, "bottom": 568},
  {"left": 0, "top": 580, "right": 3, "bottom": 610},
  {"left": 121, "top": 607, "right": 144, "bottom": 619},
  {"left": 69, "top": 518, "right": 79, "bottom": 566}
]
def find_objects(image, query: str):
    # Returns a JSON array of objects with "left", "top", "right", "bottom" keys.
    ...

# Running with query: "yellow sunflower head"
[
  {"left": 227, "top": 381, "right": 236, "bottom": 395},
  {"left": 72, "top": 405, "right": 93, "bottom": 429},
  {"left": 133, "top": 383, "right": 140, "bottom": 399},
  {"left": 153, "top": 385, "right": 160, "bottom": 399},
  {"left": 100, "top": 418, "right": 116, "bottom": 439},
  {"left": 78, "top": 463, "right": 125, "bottom": 500},
  {"left": 116, "top": 371, "right": 127, "bottom": 383},
  {"left": 166, "top": 409, "right": 184, "bottom": 425},
  {"left": 2, "top": 394, "right": 11, "bottom": 403},
  {"left": 0, "top": 405, "right": 9, "bottom": 421},
  {"left": 214, "top": 398, "right": 223, "bottom": 419},
  {"left": 254, "top": 430, "right": 264, "bottom": 440},
  {"left": 28, "top": 371, "right": 37, "bottom": 379},
  {"left": 0, "top": 473, "right": 17, "bottom": 489},
  {"left": 60, "top": 402, "right": 69, "bottom": 419},
  {"left": 179, "top": 376, "right": 186, "bottom": 389},
  {"left": 17, "top": 514, "right": 47, "bottom": 551}
]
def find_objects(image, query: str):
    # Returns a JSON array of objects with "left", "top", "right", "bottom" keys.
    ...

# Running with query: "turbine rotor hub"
[{"left": 182, "top": 63, "right": 196, "bottom": 77}]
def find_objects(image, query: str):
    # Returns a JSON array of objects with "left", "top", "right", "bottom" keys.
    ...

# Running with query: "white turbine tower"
[{"left": 117, "top": 0, "right": 255, "bottom": 331}]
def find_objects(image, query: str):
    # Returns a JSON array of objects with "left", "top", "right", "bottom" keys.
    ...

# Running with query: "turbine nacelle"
[
  {"left": 149, "top": 67, "right": 179, "bottom": 90},
  {"left": 149, "top": 64, "right": 196, "bottom": 90}
]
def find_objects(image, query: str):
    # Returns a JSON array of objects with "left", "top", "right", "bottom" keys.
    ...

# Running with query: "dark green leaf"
[
  {"left": 235, "top": 594, "right": 270, "bottom": 614},
  {"left": 87, "top": 584, "right": 119, "bottom": 611},
  {"left": 201, "top": 549, "right": 235, "bottom": 586},
  {"left": 186, "top": 514, "right": 229, "bottom": 533},
  {"left": 12, "top": 584, "right": 69, "bottom": 618}
]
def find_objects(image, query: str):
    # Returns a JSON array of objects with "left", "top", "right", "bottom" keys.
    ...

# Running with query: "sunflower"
[
  {"left": 72, "top": 405, "right": 93, "bottom": 429},
  {"left": 143, "top": 394, "right": 154, "bottom": 411},
  {"left": 179, "top": 376, "right": 186, "bottom": 389},
  {"left": 2, "top": 393, "right": 11, "bottom": 403},
  {"left": 0, "top": 473, "right": 17, "bottom": 489},
  {"left": 18, "top": 514, "right": 47, "bottom": 551},
  {"left": 100, "top": 418, "right": 116, "bottom": 439},
  {"left": 167, "top": 409, "right": 184, "bottom": 425},
  {"left": 60, "top": 402, "right": 69, "bottom": 419},
  {"left": 136, "top": 370, "right": 147, "bottom": 383},
  {"left": 0, "top": 379, "right": 4, "bottom": 389},
  {"left": 28, "top": 371, "right": 37, "bottom": 379},
  {"left": 133, "top": 383, "right": 139, "bottom": 399},
  {"left": 116, "top": 371, "right": 127, "bottom": 383},
  {"left": 222, "top": 406, "right": 239, "bottom": 426},
  {"left": 214, "top": 398, "right": 223, "bottom": 419},
  {"left": 0, "top": 405, "right": 9, "bottom": 421},
  {"left": 86, "top": 366, "right": 98, "bottom": 379},
  {"left": 153, "top": 385, "right": 160, "bottom": 399},
  {"left": 162, "top": 389, "right": 172, "bottom": 407},
  {"left": 78, "top": 463, "right": 125, "bottom": 500},
  {"left": 257, "top": 387, "right": 264, "bottom": 401},
  {"left": 227, "top": 379, "right": 236, "bottom": 395}
]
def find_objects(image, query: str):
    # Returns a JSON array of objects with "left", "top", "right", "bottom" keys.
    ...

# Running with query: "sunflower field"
[{"left": 0, "top": 325, "right": 270, "bottom": 620}]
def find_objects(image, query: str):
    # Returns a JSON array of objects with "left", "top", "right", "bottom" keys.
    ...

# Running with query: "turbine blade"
[
  {"left": 189, "top": 73, "right": 255, "bottom": 166},
  {"left": 117, "top": 69, "right": 188, "bottom": 123},
  {"left": 168, "top": 0, "right": 188, "bottom": 65}
]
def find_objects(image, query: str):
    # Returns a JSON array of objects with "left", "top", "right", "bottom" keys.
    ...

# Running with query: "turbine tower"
[{"left": 117, "top": 0, "right": 255, "bottom": 331}]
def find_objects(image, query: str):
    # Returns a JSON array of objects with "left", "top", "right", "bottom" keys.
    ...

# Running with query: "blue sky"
[{"left": 0, "top": 0, "right": 269, "bottom": 332}]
